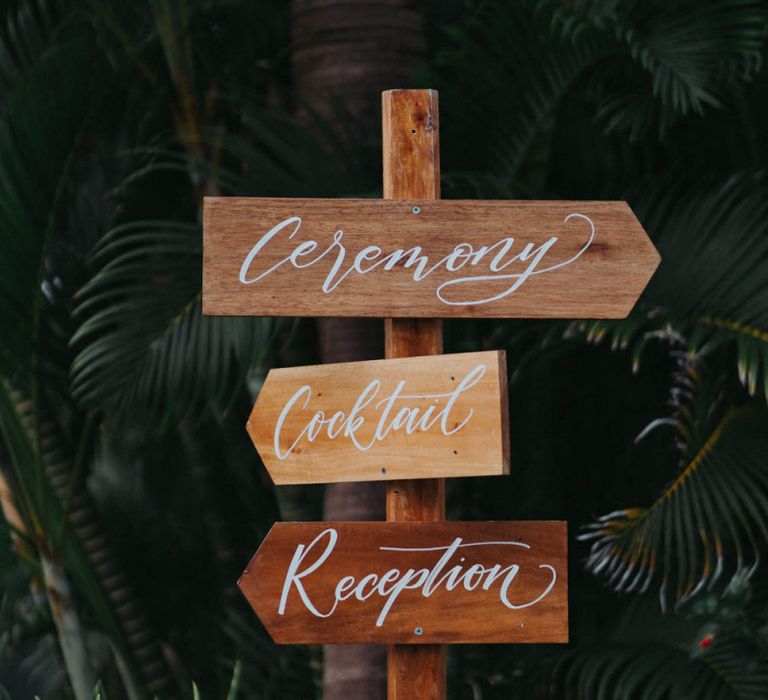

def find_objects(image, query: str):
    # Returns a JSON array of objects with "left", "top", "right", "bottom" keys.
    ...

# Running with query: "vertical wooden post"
[{"left": 382, "top": 89, "right": 446, "bottom": 700}]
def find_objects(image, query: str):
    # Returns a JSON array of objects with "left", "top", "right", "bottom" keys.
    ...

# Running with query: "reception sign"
[
  {"left": 247, "top": 351, "right": 509, "bottom": 484},
  {"left": 203, "top": 198, "right": 659, "bottom": 319},
  {"left": 238, "top": 521, "right": 568, "bottom": 644}
]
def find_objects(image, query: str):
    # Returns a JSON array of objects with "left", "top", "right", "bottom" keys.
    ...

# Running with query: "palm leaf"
[
  {"left": 69, "top": 95, "right": 380, "bottom": 432},
  {"left": 436, "top": 2, "right": 611, "bottom": 196},
  {"left": 209, "top": 98, "right": 380, "bottom": 198},
  {"left": 0, "top": 1, "right": 107, "bottom": 376},
  {"left": 435, "top": 0, "right": 766, "bottom": 200},
  {"left": 553, "top": 637, "right": 768, "bottom": 700},
  {"left": 0, "top": 0, "right": 60, "bottom": 98},
  {"left": 70, "top": 221, "right": 272, "bottom": 431},
  {"left": 545, "top": 0, "right": 767, "bottom": 139},
  {"left": 570, "top": 175, "right": 768, "bottom": 402},
  {"left": 90, "top": 679, "right": 107, "bottom": 700},
  {"left": 579, "top": 362, "right": 768, "bottom": 610}
]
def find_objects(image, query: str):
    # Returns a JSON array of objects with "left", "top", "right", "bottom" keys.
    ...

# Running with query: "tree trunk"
[
  {"left": 40, "top": 553, "right": 99, "bottom": 700},
  {"left": 290, "top": 2, "right": 427, "bottom": 698},
  {"left": 291, "top": 0, "right": 427, "bottom": 125},
  {"left": 2, "top": 390, "right": 177, "bottom": 700},
  {"left": 0, "top": 470, "right": 98, "bottom": 700}
]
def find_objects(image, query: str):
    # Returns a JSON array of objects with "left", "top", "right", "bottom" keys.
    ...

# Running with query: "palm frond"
[
  {"left": 545, "top": 0, "right": 767, "bottom": 138},
  {"left": 0, "top": 0, "right": 61, "bottom": 98},
  {"left": 214, "top": 98, "right": 380, "bottom": 197},
  {"left": 70, "top": 95, "right": 379, "bottom": 432},
  {"left": 70, "top": 220, "right": 272, "bottom": 431},
  {"left": 436, "top": 0, "right": 766, "bottom": 199},
  {"left": 0, "top": 3, "right": 107, "bottom": 376},
  {"left": 553, "top": 636, "right": 768, "bottom": 700},
  {"left": 90, "top": 679, "right": 107, "bottom": 700},
  {"left": 580, "top": 361, "right": 768, "bottom": 611},
  {"left": 569, "top": 174, "right": 768, "bottom": 401},
  {"left": 436, "top": 2, "right": 612, "bottom": 196}
]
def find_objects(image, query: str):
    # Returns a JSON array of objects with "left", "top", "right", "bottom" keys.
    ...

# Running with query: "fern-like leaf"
[
  {"left": 553, "top": 637, "right": 768, "bottom": 700},
  {"left": 570, "top": 174, "right": 768, "bottom": 403},
  {"left": 580, "top": 372, "right": 768, "bottom": 611},
  {"left": 70, "top": 221, "right": 272, "bottom": 431},
  {"left": 545, "top": 0, "right": 767, "bottom": 138}
]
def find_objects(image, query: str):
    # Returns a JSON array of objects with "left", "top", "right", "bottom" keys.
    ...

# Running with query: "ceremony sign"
[
  {"left": 203, "top": 198, "right": 659, "bottom": 319},
  {"left": 247, "top": 351, "right": 509, "bottom": 484},
  {"left": 239, "top": 521, "right": 568, "bottom": 644}
]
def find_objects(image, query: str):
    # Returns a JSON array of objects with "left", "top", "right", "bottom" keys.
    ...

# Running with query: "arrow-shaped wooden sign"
[
  {"left": 239, "top": 521, "right": 568, "bottom": 644},
  {"left": 203, "top": 198, "right": 659, "bottom": 319},
  {"left": 247, "top": 351, "right": 509, "bottom": 484}
]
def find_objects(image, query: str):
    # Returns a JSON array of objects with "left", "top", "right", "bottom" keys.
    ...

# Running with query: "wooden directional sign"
[
  {"left": 203, "top": 198, "right": 659, "bottom": 318},
  {"left": 247, "top": 351, "right": 509, "bottom": 485},
  {"left": 238, "top": 521, "right": 568, "bottom": 644}
]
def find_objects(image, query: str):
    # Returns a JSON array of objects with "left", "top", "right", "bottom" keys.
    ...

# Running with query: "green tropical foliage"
[
  {"left": 1, "top": 0, "right": 768, "bottom": 698},
  {"left": 550, "top": 573, "right": 768, "bottom": 699},
  {"left": 580, "top": 379, "right": 768, "bottom": 610},
  {"left": 70, "top": 220, "right": 272, "bottom": 430}
]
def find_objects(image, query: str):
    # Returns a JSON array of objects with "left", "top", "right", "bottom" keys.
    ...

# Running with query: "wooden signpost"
[
  {"left": 247, "top": 351, "right": 509, "bottom": 484},
  {"left": 202, "top": 89, "right": 659, "bottom": 700},
  {"left": 238, "top": 521, "right": 567, "bottom": 644}
]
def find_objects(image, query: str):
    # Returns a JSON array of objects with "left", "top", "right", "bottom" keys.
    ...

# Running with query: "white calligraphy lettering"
[
  {"left": 239, "top": 213, "right": 596, "bottom": 306},
  {"left": 273, "top": 364, "right": 486, "bottom": 460},
  {"left": 277, "top": 529, "right": 559, "bottom": 627}
]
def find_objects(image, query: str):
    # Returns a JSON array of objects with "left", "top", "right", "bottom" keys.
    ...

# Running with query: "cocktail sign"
[
  {"left": 239, "top": 521, "right": 568, "bottom": 644},
  {"left": 203, "top": 198, "right": 659, "bottom": 318},
  {"left": 247, "top": 351, "right": 509, "bottom": 484}
]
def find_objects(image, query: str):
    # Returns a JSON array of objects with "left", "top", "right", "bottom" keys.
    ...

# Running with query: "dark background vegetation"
[{"left": 1, "top": 0, "right": 768, "bottom": 698}]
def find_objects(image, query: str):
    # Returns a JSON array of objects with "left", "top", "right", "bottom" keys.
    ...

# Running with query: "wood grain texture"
[
  {"left": 247, "top": 351, "right": 510, "bottom": 485},
  {"left": 382, "top": 88, "right": 440, "bottom": 199},
  {"left": 384, "top": 325, "right": 446, "bottom": 521},
  {"left": 388, "top": 646, "right": 445, "bottom": 700},
  {"left": 238, "top": 521, "right": 568, "bottom": 644},
  {"left": 383, "top": 89, "right": 445, "bottom": 700},
  {"left": 202, "top": 198, "right": 660, "bottom": 319}
]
